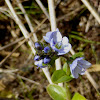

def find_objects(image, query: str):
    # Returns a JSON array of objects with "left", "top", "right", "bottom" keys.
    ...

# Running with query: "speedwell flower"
[
  {"left": 34, "top": 59, "right": 45, "bottom": 68},
  {"left": 49, "top": 29, "right": 71, "bottom": 55},
  {"left": 69, "top": 57, "right": 91, "bottom": 78}
]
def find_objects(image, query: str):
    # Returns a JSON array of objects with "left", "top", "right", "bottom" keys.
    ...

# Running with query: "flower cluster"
[
  {"left": 34, "top": 42, "right": 51, "bottom": 68},
  {"left": 34, "top": 28, "right": 91, "bottom": 78}
]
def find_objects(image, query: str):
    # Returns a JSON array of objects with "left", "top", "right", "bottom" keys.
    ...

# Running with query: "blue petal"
[
  {"left": 43, "top": 36, "right": 50, "bottom": 43},
  {"left": 71, "top": 68, "right": 79, "bottom": 79},
  {"left": 78, "top": 60, "right": 91, "bottom": 69},
  {"left": 43, "top": 31, "right": 53, "bottom": 43},
  {"left": 44, "top": 57, "right": 51, "bottom": 64},
  {"left": 52, "top": 30, "right": 62, "bottom": 44},
  {"left": 58, "top": 43, "right": 71, "bottom": 55},
  {"left": 62, "top": 37, "right": 69, "bottom": 45},
  {"left": 50, "top": 38, "right": 57, "bottom": 51},
  {"left": 34, "top": 55, "right": 40, "bottom": 61},
  {"left": 35, "top": 60, "right": 44, "bottom": 68}
]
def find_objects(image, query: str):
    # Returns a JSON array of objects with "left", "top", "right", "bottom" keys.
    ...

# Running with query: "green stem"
[{"left": 66, "top": 83, "right": 71, "bottom": 100}]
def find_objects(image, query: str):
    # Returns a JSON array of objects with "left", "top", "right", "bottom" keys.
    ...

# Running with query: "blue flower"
[
  {"left": 44, "top": 46, "right": 50, "bottom": 53},
  {"left": 35, "top": 42, "right": 43, "bottom": 50},
  {"left": 34, "top": 55, "right": 40, "bottom": 61},
  {"left": 44, "top": 56, "right": 51, "bottom": 64},
  {"left": 34, "top": 60, "right": 46, "bottom": 68},
  {"left": 50, "top": 29, "right": 71, "bottom": 55},
  {"left": 69, "top": 57, "right": 91, "bottom": 78},
  {"left": 43, "top": 31, "right": 54, "bottom": 43}
]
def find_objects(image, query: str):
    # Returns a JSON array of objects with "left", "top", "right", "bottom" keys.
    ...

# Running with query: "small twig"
[
  {"left": 85, "top": 71, "right": 100, "bottom": 93},
  {"left": 0, "top": 37, "right": 24, "bottom": 51},
  {"left": 0, "top": 68, "right": 18, "bottom": 73},
  {"left": 0, "top": 37, "right": 28, "bottom": 67},
  {"left": 16, "top": 0, "right": 38, "bottom": 42},
  {"left": 81, "top": 0, "right": 100, "bottom": 24},
  {"left": 5, "top": 0, "right": 35, "bottom": 54},
  {"left": 0, "top": 18, "right": 47, "bottom": 67},
  {"left": 0, "top": 69, "right": 40, "bottom": 86},
  {"left": 85, "top": 14, "right": 93, "bottom": 32},
  {"left": 48, "top": 0, "right": 62, "bottom": 86},
  {"left": 0, "top": 50, "right": 20, "bottom": 57},
  {"left": 17, "top": 74, "right": 41, "bottom": 85},
  {"left": 57, "top": 5, "right": 85, "bottom": 21},
  {"left": 0, "top": 7, "right": 14, "bottom": 19},
  {"left": 35, "top": 0, "right": 50, "bottom": 20}
]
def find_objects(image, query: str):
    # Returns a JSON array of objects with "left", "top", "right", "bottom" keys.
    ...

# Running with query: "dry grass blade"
[
  {"left": 0, "top": 18, "right": 47, "bottom": 67},
  {"left": 0, "top": 37, "right": 24, "bottom": 51},
  {"left": 47, "top": 0, "right": 62, "bottom": 86},
  {"left": 5, "top": 0, "right": 53, "bottom": 84},
  {"left": 87, "top": 64, "right": 100, "bottom": 72},
  {"left": 16, "top": 0, "right": 38, "bottom": 42},
  {"left": 35, "top": 0, "right": 50, "bottom": 20},
  {"left": 81, "top": 0, "right": 100, "bottom": 24}
]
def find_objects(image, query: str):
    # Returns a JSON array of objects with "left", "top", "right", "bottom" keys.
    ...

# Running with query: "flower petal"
[
  {"left": 52, "top": 30, "right": 62, "bottom": 43},
  {"left": 43, "top": 31, "right": 53, "bottom": 43},
  {"left": 78, "top": 60, "right": 91, "bottom": 69},
  {"left": 50, "top": 38, "right": 57, "bottom": 51},
  {"left": 71, "top": 68, "right": 79, "bottom": 79},
  {"left": 62, "top": 37, "right": 69, "bottom": 45},
  {"left": 35, "top": 60, "right": 43, "bottom": 68}
]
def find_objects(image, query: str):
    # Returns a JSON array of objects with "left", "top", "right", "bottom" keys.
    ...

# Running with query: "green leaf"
[
  {"left": 47, "top": 84, "right": 67, "bottom": 100},
  {"left": 72, "top": 93, "right": 86, "bottom": 100},
  {"left": 63, "top": 63, "right": 67, "bottom": 72},
  {"left": 71, "top": 52, "right": 84, "bottom": 59},
  {"left": 51, "top": 70, "right": 73, "bottom": 83},
  {"left": 63, "top": 62, "right": 71, "bottom": 75}
]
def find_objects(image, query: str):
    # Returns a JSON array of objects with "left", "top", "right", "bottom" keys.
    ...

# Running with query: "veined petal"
[
  {"left": 46, "top": 31, "right": 53, "bottom": 37},
  {"left": 70, "top": 57, "right": 83, "bottom": 71},
  {"left": 43, "top": 31, "right": 53, "bottom": 43},
  {"left": 71, "top": 68, "right": 79, "bottom": 79},
  {"left": 52, "top": 30, "right": 62, "bottom": 43},
  {"left": 57, "top": 50, "right": 66, "bottom": 55},
  {"left": 62, "top": 43, "right": 71, "bottom": 53},
  {"left": 78, "top": 60, "right": 91, "bottom": 69},
  {"left": 73, "top": 67, "right": 85, "bottom": 78},
  {"left": 62, "top": 37, "right": 69, "bottom": 45},
  {"left": 50, "top": 38, "right": 57, "bottom": 51},
  {"left": 70, "top": 60, "right": 78, "bottom": 70},
  {"left": 43, "top": 36, "right": 50, "bottom": 43},
  {"left": 35, "top": 60, "right": 43, "bottom": 67}
]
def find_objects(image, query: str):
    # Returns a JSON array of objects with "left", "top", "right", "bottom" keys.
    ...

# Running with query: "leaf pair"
[
  {"left": 51, "top": 70, "right": 73, "bottom": 83},
  {"left": 47, "top": 84, "right": 86, "bottom": 100}
]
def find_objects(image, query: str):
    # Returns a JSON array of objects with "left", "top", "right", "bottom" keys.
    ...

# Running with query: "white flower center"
[{"left": 55, "top": 42, "right": 62, "bottom": 49}]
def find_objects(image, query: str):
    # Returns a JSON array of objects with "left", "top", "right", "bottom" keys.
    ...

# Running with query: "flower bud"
[
  {"left": 44, "top": 46, "right": 50, "bottom": 53},
  {"left": 43, "top": 56, "right": 51, "bottom": 64},
  {"left": 35, "top": 42, "right": 43, "bottom": 50},
  {"left": 34, "top": 55, "right": 40, "bottom": 61}
]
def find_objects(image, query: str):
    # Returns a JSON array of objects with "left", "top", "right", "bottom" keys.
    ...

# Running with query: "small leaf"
[
  {"left": 63, "top": 62, "right": 71, "bottom": 75},
  {"left": 51, "top": 70, "right": 73, "bottom": 83},
  {"left": 71, "top": 52, "right": 84, "bottom": 59},
  {"left": 63, "top": 63, "right": 67, "bottom": 72},
  {"left": 47, "top": 84, "right": 67, "bottom": 100},
  {"left": 72, "top": 93, "right": 86, "bottom": 100}
]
